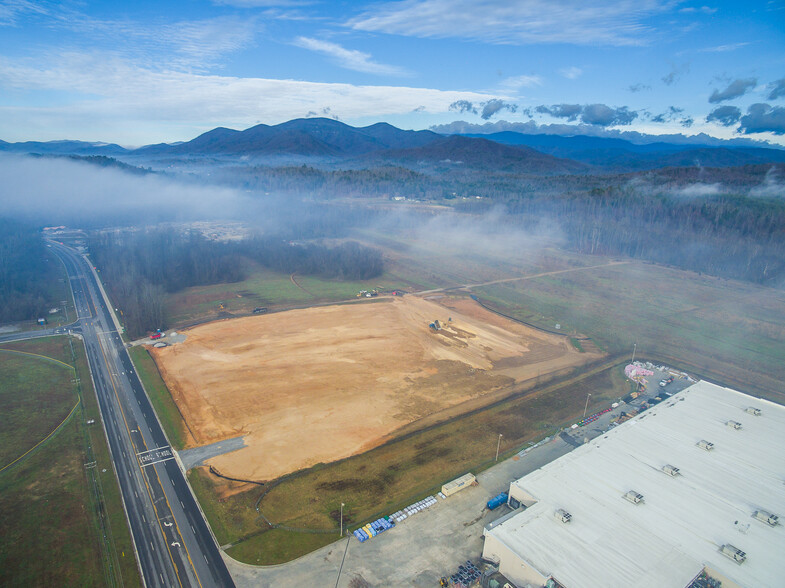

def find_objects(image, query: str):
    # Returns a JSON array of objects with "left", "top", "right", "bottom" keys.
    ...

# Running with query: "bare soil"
[{"left": 151, "top": 296, "right": 600, "bottom": 481}]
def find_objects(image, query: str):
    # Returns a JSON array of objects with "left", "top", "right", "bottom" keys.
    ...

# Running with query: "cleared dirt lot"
[{"left": 151, "top": 296, "right": 600, "bottom": 481}]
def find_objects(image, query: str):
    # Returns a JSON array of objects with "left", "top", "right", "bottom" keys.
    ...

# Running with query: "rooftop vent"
[
  {"left": 554, "top": 509, "right": 572, "bottom": 523},
  {"left": 745, "top": 407, "right": 761, "bottom": 416},
  {"left": 697, "top": 440, "right": 714, "bottom": 451},
  {"left": 720, "top": 544, "right": 746, "bottom": 564},
  {"left": 623, "top": 491, "right": 644, "bottom": 504},
  {"left": 662, "top": 464, "right": 680, "bottom": 477},
  {"left": 753, "top": 509, "right": 779, "bottom": 527},
  {"left": 726, "top": 420, "right": 742, "bottom": 430}
]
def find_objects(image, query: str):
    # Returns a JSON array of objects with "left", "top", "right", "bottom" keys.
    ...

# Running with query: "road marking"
[{"left": 140, "top": 456, "right": 175, "bottom": 467}]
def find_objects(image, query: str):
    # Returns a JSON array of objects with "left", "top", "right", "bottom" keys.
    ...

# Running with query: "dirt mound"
[{"left": 151, "top": 296, "right": 600, "bottom": 481}]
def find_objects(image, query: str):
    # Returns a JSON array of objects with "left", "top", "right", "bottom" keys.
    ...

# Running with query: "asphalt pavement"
[{"left": 48, "top": 241, "right": 234, "bottom": 588}]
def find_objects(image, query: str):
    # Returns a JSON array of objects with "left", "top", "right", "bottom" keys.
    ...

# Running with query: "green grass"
[
  {"left": 129, "top": 346, "right": 189, "bottom": 450},
  {"left": 163, "top": 262, "right": 410, "bottom": 328},
  {"left": 473, "top": 262, "right": 785, "bottom": 403},
  {"left": 192, "top": 359, "right": 628, "bottom": 565},
  {"left": 0, "top": 337, "right": 141, "bottom": 588}
]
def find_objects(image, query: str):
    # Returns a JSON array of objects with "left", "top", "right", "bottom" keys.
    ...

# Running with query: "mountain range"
[{"left": 3, "top": 118, "right": 785, "bottom": 174}]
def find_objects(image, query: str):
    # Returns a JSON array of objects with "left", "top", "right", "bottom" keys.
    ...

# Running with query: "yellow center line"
[{"left": 94, "top": 326, "right": 187, "bottom": 588}]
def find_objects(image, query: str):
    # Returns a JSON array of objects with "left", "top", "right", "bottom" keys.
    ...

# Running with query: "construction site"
[{"left": 150, "top": 294, "right": 601, "bottom": 482}]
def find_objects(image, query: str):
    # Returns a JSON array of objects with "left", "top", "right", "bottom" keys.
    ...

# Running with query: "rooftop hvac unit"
[
  {"left": 554, "top": 509, "right": 572, "bottom": 523},
  {"left": 720, "top": 544, "right": 746, "bottom": 564},
  {"left": 753, "top": 509, "right": 779, "bottom": 527},
  {"left": 745, "top": 407, "right": 762, "bottom": 416},
  {"left": 662, "top": 464, "right": 680, "bottom": 477},
  {"left": 726, "top": 420, "right": 742, "bottom": 430},
  {"left": 697, "top": 440, "right": 714, "bottom": 451},
  {"left": 623, "top": 491, "right": 644, "bottom": 504}
]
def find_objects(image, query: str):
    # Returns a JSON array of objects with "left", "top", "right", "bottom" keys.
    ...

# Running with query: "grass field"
[
  {"left": 188, "top": 358, "right": 628, "bottom": 564},
  {"left": 129, "top": 346, "right": 191, "bottom": 450},
  {"left": 163, "top": 261, "right": 411, "bottom": 328},
  {"left": 472, "top": 262, "right": 785, "bottom": 403},
  {"left": 0, "top": 337, "right": 141, "bottom": 588}
]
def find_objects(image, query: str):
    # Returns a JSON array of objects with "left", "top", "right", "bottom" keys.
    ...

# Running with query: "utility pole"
[
  {"left": 583, "top": 393, "right": 592, "bottom": 418},
  {"left": 495, "top": 434, "right": 503, "bottom": 462},
  {"left": 339, "top": 502, "right": 345, "bottom": 537}
]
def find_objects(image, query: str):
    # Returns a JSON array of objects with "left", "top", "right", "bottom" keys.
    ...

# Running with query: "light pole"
[
  {"left": 583, "top": 393, "right": 592, "bottom": 418},
  {"left": 340, "top": 502, "right": 345, "bottom": 537},
  {"left": 495, "top": 433, "right": 503, "bottom": 462},
  {"left": 631, "top": 342, "right": 637, "bottom": 363}
]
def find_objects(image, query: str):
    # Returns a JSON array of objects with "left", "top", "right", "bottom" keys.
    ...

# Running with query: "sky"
[{"left": 0, "top": 0, "right": 783, "bottom": 146}]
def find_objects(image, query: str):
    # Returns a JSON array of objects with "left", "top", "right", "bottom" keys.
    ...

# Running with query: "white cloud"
[
  {"left": 559, "top": 66, "right": 582, "bottom": 79},
  {"left": 293, "top": 37, "right": 409, "bottom": 76},
  {"left": 679, "top": 5, "right": 717, "bottom": 14},
  {"left": 212, "top": 0, "right": 309, "bottom": 6},
  {"left": 0, "top": 0, "right": 48, "bottom": 26},
  {"left": 698, "top": 42, "right": 749, "bottom": 53},
  {"left": 499, "top": 74, "right": 542, "bottom": 90},
  {"left": 0, "top": 53, "right": 498, "bottom": 143},
  {"left": 62, "top": 15, "right": 261, "bottom": 68},
  {"left": 348, "top": 0, "right": 673, "bottom": 46}
]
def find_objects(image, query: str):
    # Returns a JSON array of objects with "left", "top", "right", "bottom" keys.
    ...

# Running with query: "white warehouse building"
[{"left": 482, "top": 381, "right": 785, "bottom": 588}]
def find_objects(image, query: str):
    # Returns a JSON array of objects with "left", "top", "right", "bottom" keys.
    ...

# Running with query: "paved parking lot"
[{"left": 223, "top": 366, "right": 695, "bottom": 587}]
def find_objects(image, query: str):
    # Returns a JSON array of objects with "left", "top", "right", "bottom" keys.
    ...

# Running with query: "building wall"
[{"left": 483, "top": 533, "right": 549, "bottom": 588}]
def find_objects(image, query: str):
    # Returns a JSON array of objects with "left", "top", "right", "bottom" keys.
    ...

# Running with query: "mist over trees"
[
  {"left": 455, "top": 183, "right": 785, "bottom": 285},
  {"left": 0, "top": 218, "right": 59, "bottom": 323},
  {"left": 90, "top": 228, "right": 384, "bottom": 337},
  {"left": 241, "top": 238, "right": 383, "bottom": 280}
]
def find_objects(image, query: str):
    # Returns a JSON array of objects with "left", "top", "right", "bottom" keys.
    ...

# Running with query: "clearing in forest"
[{"left": 151, "top": 295, "right": 601, "bottom": 481}]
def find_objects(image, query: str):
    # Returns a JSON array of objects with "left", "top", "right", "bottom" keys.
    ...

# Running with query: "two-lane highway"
[{"left": 51, "top": 241, "right": 234, "bottom": 588}]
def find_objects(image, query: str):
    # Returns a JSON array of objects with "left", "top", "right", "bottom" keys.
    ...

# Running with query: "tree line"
[
  {"left": 90, "top": 228, "right": 384, "bottom": 337},
  {"left": 0, "top": 218, "right": 59, "bottom": 323}
]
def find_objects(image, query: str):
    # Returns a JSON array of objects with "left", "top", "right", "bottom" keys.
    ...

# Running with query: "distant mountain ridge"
[
  {"left": 3, "top": 118, "right": 785, "bottom": 173},
  {"left": 466, "top": 132, "right": 785, "bottom": 170},
  {"left": 137, "top": 118, "right": 441, "bottom": 157}
]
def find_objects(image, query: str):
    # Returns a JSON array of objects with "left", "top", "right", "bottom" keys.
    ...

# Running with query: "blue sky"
[{"left": 0, "top": 0, "right": 783, "bottom": 146}]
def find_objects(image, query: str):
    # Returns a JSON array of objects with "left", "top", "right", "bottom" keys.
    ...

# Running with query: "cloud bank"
[{"left": 536, "top": 103, "right": 637, "bottom": 126}]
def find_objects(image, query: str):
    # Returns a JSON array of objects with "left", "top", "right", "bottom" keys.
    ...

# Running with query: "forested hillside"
[{"left": 0, "top": 219, "right": 60, "bottom": 322}]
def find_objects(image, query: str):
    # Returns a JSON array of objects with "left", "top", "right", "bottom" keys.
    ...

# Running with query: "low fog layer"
[{"left": 0, "top": 154, "right": 253, "bottom": 226}]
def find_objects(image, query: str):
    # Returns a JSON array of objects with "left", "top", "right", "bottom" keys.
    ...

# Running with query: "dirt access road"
[
  {"left": 416, "top": 260, "right": 630, "bottom": 295},
  {"left": 151, "top": 295, "right": 601, "bottom": 482}
]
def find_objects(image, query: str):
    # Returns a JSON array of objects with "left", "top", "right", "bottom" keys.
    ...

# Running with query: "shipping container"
[
  {"left": 442, "top": 473, "right": 476, "bottom": 497},
  {"left": 487, "top": 492, "right": 508, "bottom": 510}
]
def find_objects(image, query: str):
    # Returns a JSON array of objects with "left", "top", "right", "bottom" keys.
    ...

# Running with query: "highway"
[{"left": 48, "top": 241, "right": 235, "bottom": 588}]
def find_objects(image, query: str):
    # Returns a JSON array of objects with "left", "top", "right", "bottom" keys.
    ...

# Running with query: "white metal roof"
[{"left": 489, "top": 381, "right": 785, "bottom": 588}]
